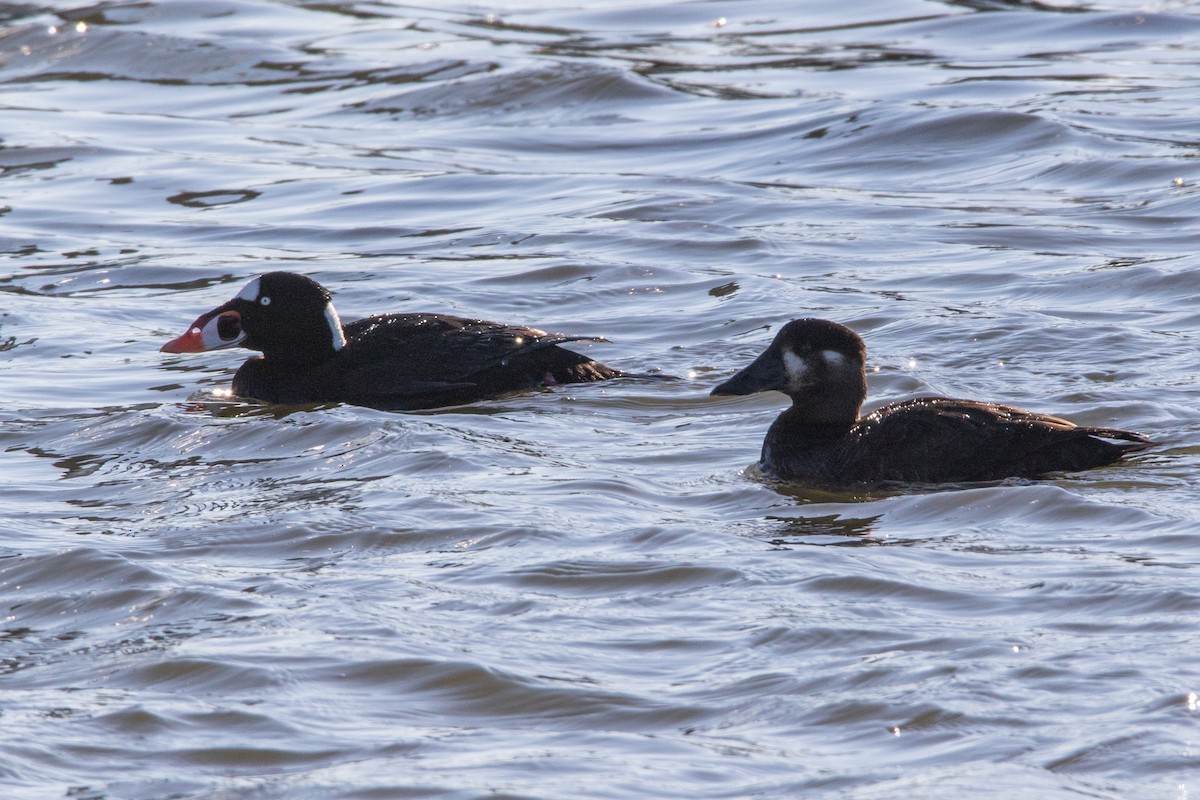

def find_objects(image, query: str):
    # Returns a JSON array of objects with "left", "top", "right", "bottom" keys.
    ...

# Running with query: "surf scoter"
[
  {"left": 710, "top": 318, "right": 1151, "bottom": 485},
  {"left": 160, "top": 271, "right": 623, "bottom": 409}
]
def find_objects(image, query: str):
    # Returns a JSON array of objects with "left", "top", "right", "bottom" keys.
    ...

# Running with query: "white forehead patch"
[
  {"left": 324, "top": 302, "right": 346, "bottom": 351},
  {"left": 236, "top": 276, "right": 261, "bottom": 302},
  {"left": 782, "top": 350, "right": 809, "bottom": 381}
]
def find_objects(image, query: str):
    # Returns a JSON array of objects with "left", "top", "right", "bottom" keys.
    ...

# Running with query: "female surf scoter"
[
  {"left": 160, "top": 271, "right": 623, "bottom": 409},
  {"left": 711, "top": 318, "right": 1151, "bottom": 485}
]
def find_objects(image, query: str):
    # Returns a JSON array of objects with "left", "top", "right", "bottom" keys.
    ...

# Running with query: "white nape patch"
[
  {"left": 782, "top": 350, "right": 809, "bottom": 382},
  {"left": 822, "top": 349, "right": 847, "bottom": 368},
  {"left": 324, "top": 302, "right": 346, "bottom": 351},
  {"left": 236, "top": 276, "right": 261, "bottom": 302}
]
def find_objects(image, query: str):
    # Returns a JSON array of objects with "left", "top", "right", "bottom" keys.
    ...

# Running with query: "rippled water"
[{"left": 3, "top": 1, "right": 1200, "bottom": 798}]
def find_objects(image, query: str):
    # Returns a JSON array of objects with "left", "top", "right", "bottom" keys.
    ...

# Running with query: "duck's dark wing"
[
  {"left": 334, "top": 313, "right": 619, "bottom": 408},
  {"left": 848, "top": 397, "right": 1151, "bottom": 483}
]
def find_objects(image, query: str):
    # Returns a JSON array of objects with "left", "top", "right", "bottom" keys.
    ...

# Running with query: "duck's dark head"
[
  {"left": 160, "top": 272, "right": 347, "bottom": 367},
  {"left": 711, "top": 318, "right": 868, "bottom": 422}
]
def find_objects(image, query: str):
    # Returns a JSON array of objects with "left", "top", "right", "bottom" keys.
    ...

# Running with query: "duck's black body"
[
  {"left": 161, "top": 272, "right": 622, "bottom": 410},
  {"left": 712, "top": 318, "right": 1151, "bottom": 486}
]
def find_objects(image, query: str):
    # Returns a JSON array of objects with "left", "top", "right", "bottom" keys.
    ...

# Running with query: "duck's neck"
[
  {"left": 253, "top": 303, "right": 345, "bottom": 370},
  {"left": 258, "top": 323, "right": 341, "bottom": 370},
  {"left": 260, "top": 344, "right": 335, "bottom": 371},
  {"left": 767, "top": 403, "right": 853, "bottom": 446},
  {"left": 767, "top": 375, "right": 865, "bottom": 450}
]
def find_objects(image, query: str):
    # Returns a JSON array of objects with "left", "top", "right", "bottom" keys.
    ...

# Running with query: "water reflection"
[
  {"left": 166, "top": 189, "right": 262, "bottom": 208},
  {"left": 765, "top": 511, "right": 883, "bottom": 544}
]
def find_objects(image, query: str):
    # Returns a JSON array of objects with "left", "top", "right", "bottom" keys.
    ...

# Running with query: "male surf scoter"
[
  {"left": 711, "top": 318, "right": 1151, "bottom": 486},
  {"left": 160, "top": 271, "right": 623, "bottom": 409}
]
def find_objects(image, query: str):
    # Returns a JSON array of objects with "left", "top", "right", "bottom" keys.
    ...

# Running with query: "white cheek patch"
[
  {"left": 324, "top": 302, "right": 346, "bottom": 351},
  {"left": 782, "top": 350, "right": 809, "bottom": 384},
  {"left": 236, "top": 276, "right": 261, "bottom": 302}
]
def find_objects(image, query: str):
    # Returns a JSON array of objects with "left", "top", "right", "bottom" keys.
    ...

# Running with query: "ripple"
[
  {"left": 1, "top": 547, "right": 264, "bottom": 687},
  {"left": 483, "top": 559, "right": 744, "bottom": 597},
  {"left": 3, "top": 1, "right": 1200, "bottom": 798},
  {"left": 312, "top": 657, "right": 711, "bottom": 732},
  {"left": 358, "top": 61, "right": 679, "bottom": 121}
]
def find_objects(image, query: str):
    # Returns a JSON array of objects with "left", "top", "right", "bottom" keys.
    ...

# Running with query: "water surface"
[{"left": 2, "top": 1, "right": 1199, "bottom": 798}]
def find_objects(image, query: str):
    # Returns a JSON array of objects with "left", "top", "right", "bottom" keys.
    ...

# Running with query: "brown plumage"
[{"left": 711, "top": 318, "right": 1151, "bottom": 486}]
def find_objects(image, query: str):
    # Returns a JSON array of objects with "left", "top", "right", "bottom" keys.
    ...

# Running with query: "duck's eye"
[{"left": 259, "top": 296, "right": 271, "bottom": 306}]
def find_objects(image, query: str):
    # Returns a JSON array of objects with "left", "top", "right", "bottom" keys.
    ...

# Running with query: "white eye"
[{"left": 259, "top": 296, "right": 271, "bottom": 306}]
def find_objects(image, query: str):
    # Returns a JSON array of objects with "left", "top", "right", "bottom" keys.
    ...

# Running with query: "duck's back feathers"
[
  {"left": 816, "top": 397, "right": 1151, "bottom": 484},
  {"left": 331, "top": 313, "right": 618, "bottom": 408}
]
